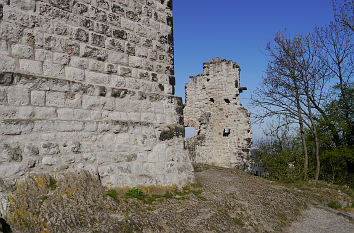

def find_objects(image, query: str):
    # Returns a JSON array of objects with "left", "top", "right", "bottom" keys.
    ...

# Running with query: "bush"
[
  {"left": 126, "top": 188, "right": 145, "bottom": 200},
  {"left": 320, "top": 147, "right": 354, "bottom": 187},
  {"left": 328, "top": 200, "right": 341, "bottom": 209},
  {"left": 106, "top": 189, "right": 119, "bottom": 203}
]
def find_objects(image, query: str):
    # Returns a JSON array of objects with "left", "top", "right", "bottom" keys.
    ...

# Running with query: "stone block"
[
  {"left": 107, "top": 51, "right": 128, "bottom": 65},
  {"left": 65, "top": 66, "right": 85, "bottom": 81},
  {"left": 65, "top": 92, "right": 82, "bottom": 108},
  {"left": 69, "top": 56, "right": 89, "bottom": 69},
  {"left": 55, "top": 121, "right": 84, "bottom": 132},
  {"left": 129, "top": 56, "right": 143, "bottom": 68},
  {"left": 57, "top": 108, "right": 74, "bottom": 120},
  {"left": 82, "top": 95, "right": 103, "bottom": 110},
  {"left": 31, "top": 90, "right": 46, "bottom": 106},
  {"left": 19, "top": 59, "right": 43, "bottom": 75},
  {"left": 33, "top": 120, "right": 54, "bottom": 132},
  {"left": 90, "top": 32, "right": 105, "bottom": 47},
  {"left": 0, "top": 120, "right": 34, "bottom": 135},
  {"left": 84, "top": 122, "right": 97, "bottom": 132},
  {"left": 42, "top": 157, "right": 58, "bottom": 166},
  {"left": 0, "top": 56, "right": 16, "bottom": 72},
  {"left": 7, "top": 87, "right": 30, "bottom": 105},
  {"left": 111, "top": 75, "right": 126, "bottom": 88},
  {"left": 35, "top": 49, "right": 53, "bottom": 62},
  {"left": 41, "top": 142, "right": 60, "bottom": 155},
  {"left": 18, "top": 106, "right": 34, "bottom": 118},
  {"left": 46, "top": 91, "right": 65, "bottom": 107},
  {"left": 34, "top": 107, "right": 57, "bottom": 119},
  {"left": 0, "top": 87, "right": 7, "bottom": 104},
  {"left": 11, "top": 44, "right": 33, "bottom": 58},
  {"left": 85, "top": 71, "right": 110, "bottom": 85},
  {"left": 88, "top": 59, "right": 105, "bottom": 72},
  {"left": 43, "top": 61, "right": 65, "bottom": 78},
  {"left": 105, "top": 63, "right": 118, "bottom": 74},
  {"left": 105, "top": 38, "right": 125, "bottom": 52},
  {"left": 53, "top": 52, "right": 71, "bottom": 65}
]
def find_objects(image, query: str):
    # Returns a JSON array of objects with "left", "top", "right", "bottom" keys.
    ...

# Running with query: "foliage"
[
  {"left": 125, "top": 188, "right": 145, "bottom": 200},
  {"left": 252, "top": 0, "right": 353, "bottom": 184},
  {"left": 47, "top": 177, "right": 57, "bottom": 190},
  {"left": 106, "top": 189, "right": 120, "bottom": 203},
  {"left": 320, "top": 147, "right": 354, "bottom": 187},
  {"left": 328, "top": 200, "right": 341, "bottom": 209}
]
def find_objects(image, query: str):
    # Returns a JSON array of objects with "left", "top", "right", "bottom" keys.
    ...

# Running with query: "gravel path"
[{"left": 287, "top": 206, "right": 354, "bottom": 233}]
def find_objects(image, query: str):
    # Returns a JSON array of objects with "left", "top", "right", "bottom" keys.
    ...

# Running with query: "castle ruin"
[
  {"left": 184, "top": 58, "right": 252, "bottom": 170},
  {"left": 0, "top": 0, "right": 194, "bottom": 191}
]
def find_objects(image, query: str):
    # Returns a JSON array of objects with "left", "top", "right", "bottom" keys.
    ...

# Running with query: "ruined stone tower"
[
  {"left": 184, "top": 58, "right": 251, "bottom": 170},
  {"left": 0, "top": 0, "right": 194, "bottom": 188}
]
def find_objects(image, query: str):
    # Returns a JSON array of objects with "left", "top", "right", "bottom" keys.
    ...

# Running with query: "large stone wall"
[
  {"left": 184, "top": 58, "right": 252, "bottom": 170},
  {"left": 0, "top": 0, "right": 194, "bottom": 190}
]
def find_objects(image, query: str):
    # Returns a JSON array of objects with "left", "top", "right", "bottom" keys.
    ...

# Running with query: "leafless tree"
[
  {"left": 252, "top": 32, "right": 311, "bottom": 179},
  {"left": 332, "top": 0, "right": 354, "bottom": 31},
  {"left": 252, "top": 32, "right": 335, "bottom": 180},
  {"left": 315, "top": 21, "right": 353, "bottom": 146}
]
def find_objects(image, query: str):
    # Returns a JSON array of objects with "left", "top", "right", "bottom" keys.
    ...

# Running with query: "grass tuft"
[
  {"left": 233, "top": 217, "right": 245, "bottom": 227},
  {"left": 106, "top": 189, "right": 120, "bottom": 203},
  {"left": 47, "top": 177, "right": 57, "bottom": 190},
  {"left": 126, "top": 187, "right": 145, "bottom": 200},
  {"left": 328, "top": 200, "right": 341, "bottom": 209}
]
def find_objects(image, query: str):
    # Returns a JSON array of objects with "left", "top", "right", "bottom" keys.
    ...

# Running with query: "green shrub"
[
  {"left": 320, "top": 147, "right": 354, "bottom": 187},
  {"left": 47, "top": 177, "right": 57, "bottom": 190},
  {"left": 233, "top": 217, "right": 245, "bottom": 227},
  {"left": 328, "top": 200, "right": 341, "bottom": 209},
  {"left": 105, "top": 189, "right": 119, "bottom": 203},
  {"left": 126, "top": 187, "right": 145, "bottom": 200}
]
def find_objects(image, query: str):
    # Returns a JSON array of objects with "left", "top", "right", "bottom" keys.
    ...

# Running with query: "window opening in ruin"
[
  {"left": 209, "top": 98, "right": 214, "bottom": 103},
  {"left": 235, "top": 80, "right": 239, "bottom": 88},
  {"left": 185, "top": 127, "right": 196, "bottom": 139},
  {"left": 0, "top": 218, "right": 12, "bottom": 233},
  {"left": 223, "top": 128, "right": 230, "bottom": 137},
  {"left": 224, "top": 99, "right": 230, "bottom": 104}
]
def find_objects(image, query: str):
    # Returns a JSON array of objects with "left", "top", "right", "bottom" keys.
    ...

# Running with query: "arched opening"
[{"left": 0, "top": 218, "right": 12, "bottom": 233}]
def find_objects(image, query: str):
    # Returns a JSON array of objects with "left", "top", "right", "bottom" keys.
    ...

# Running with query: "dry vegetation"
[{"left": 5, "top": 165, "right": 353, "bottom": 233}]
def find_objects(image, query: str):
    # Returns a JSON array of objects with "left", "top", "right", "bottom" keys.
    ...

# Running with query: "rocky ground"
[{"left": 3, "top": 165, "right": 353, "bottom": 233}]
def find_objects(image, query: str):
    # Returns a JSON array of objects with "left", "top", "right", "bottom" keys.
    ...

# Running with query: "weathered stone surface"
[
  {"left": 0, "top": 0, "right": 193, "bottom": 196},
  {"left": 185, "top": 58, "right": 252, "bottom": 170}
]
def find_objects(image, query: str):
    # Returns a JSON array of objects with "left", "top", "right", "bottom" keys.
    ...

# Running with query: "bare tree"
[
  {"left": 252, "top": 31, "right": 336, "bottom": 180},
  {"left": 315, "top": 21, "right": 353, "bottom": 146},
  {"left": 332, "top": 0, "right": 354, "bottom": 31},
  {"left": 295, "top": 34, "right": 330, "bottom": 180},
  {"left": 252, "top": 32, "right": 311, "bottom": 179}
]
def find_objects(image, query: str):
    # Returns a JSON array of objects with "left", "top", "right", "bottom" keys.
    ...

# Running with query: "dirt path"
[{"left": 287, "top": 206, "right": 354, "bottom": 233}]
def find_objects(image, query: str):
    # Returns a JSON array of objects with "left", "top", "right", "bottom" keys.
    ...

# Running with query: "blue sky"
[{"left": 173, "top": 0, "right": 335, "bottom": 140}]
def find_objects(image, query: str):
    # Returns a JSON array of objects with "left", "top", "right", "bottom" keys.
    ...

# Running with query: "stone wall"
[
  {"left": 0, "top": 0, "right": 194, "bottom": 190},
  {"left": 184, "top": 58, "right": 251, "bottom": 170}
]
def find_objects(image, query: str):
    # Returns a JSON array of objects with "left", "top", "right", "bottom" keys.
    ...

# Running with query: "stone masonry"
[
  {"left": 184, "top": 58, "right": 252, "bottom": 170},
  {"left": 0, "top": 0, "right": 194, "bottom": 196}
]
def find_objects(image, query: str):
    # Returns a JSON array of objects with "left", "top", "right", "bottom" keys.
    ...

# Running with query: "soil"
[
  {"left": 286, "top": 206, "right": 354, "bottom": 233},
  {"left": 5, "top": 165, "right": 354, "bottom": 233}
]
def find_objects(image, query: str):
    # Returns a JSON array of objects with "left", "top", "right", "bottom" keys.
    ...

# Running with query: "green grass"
[
  {"left": 40, "top": 195, "right": 48, "bottom": 203},
  {"left": 126, "top": 187, "right": 145, "bottom": 200},
  {"left": 233, "top": 217, "right": 245, "bottom": 227},
  {"left": 47, "top": 177, "right": 57, "bottom": 190},
  {"left": 328, "top": 200, "right": 341, "bottom": 209},
  {"left": 106, "top": 189, "right": 120, "bottom": 203}
]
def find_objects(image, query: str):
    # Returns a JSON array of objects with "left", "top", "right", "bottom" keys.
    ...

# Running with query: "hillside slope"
[{"left": 3, "top": 165, "right": 353, "bottom": 232}]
